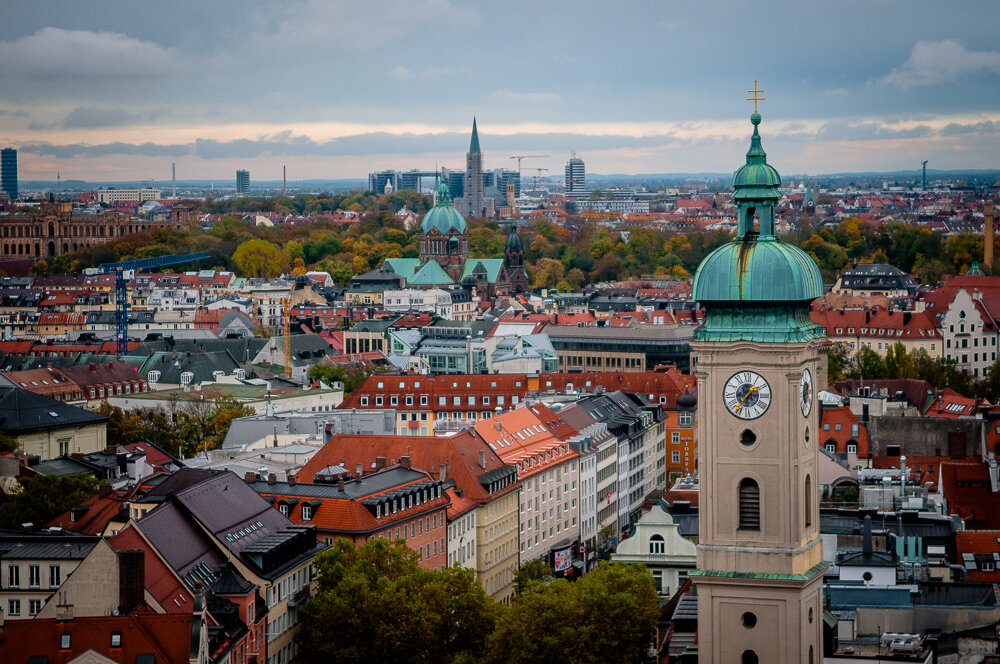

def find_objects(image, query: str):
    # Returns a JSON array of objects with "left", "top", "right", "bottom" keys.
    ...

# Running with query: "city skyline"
[{"left": 1, "top": 0, "right": 999, "bottom": 182}]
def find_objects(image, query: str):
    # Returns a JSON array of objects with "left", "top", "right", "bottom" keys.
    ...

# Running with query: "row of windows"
[
  {"left": 7, "top": 598, "right": 42, "bottom": 616},
  {"left": 7, "top": 563, "right": 59, "bottom": 589}
]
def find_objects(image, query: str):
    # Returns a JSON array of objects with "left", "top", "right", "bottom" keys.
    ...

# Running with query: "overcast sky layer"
[{"left": 2, "top": 0, "right": 999, "bottom": 183}]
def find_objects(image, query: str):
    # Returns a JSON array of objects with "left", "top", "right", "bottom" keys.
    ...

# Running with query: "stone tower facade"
[
  {"left": 456, "top": 118, "right": 487, "bottom": 218},
  {"left": 499, "top": 228, "right": 529, "bottom": 294},
  {"left": 690, "top": 111, "right": 828, "bottom": 664}
]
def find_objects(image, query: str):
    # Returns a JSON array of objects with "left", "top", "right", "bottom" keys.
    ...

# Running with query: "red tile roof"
[
  {"left": 299, "top": 431, "right": 516, "bottom": 505},
  {"left": 818, "top": 406, "right": 870, "bottom": 457},
  {"left": 46, "top": 490, "right": 126, "bottom": 535},
  {"left": 108, "top": 526, "right": 194, "bottom": 614},
  {"left": 0, "top": 610, "right": 196, "bottom": 664},
  {"left": 937, "top": 459, "right": 1000, "bottom": 528}
]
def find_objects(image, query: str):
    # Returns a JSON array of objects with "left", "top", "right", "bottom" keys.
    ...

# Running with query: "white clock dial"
[
  {"left": 800, "top": 368, "right": 814, "bottom": 417},
  {"left": 723, "top": 371, "right": 771, "bottom": 420}
]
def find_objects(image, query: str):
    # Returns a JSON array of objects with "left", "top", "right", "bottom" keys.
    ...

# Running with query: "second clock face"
[
  {"left": 724, "top": 371, "right": 771, "bottom": 420},
  {"left": 800, "top": 368, "right": 814, "bottom": 417}
]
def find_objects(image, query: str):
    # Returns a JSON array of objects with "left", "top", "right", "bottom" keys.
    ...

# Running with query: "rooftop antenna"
[{"left": 921, "top": 160, "right": 928, "bottom": 191}]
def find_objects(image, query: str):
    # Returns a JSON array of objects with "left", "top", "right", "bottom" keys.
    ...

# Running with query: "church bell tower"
[{"left": 689, "top": 85, "right": 828, "bottom": 664}]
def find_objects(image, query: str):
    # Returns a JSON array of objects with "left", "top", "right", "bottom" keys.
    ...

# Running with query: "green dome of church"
[
  {"left": 693, "top": 236, "right": 822, "bottom": 302},
  {"left": 691, "top": 111, "right": 824, "bottom": 343},
  {"left": 420, "top": 178, "right": 468, "bottom": 235}
]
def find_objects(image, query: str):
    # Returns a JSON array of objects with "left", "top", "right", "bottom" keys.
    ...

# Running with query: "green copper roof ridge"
[
  {"left": 469, "top": 117, "right": 481, "bottom": 154},
  {"left": 689, "top": 560, "right": 830, "bottom": 582}
]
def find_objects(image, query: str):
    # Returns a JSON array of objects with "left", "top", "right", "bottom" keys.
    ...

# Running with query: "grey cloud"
[
  {"left": 0, "top": 28, "right": 178, "bottom": 82},
  {"left": 940, "top": 120, "right": 999, "bottom": 136},
  {"left": 815, "top": 120, "right": 934, "bottom": 142},
  {"left": 62, "top": 106, "right": 145, "bottom": 129},
  {"left": 0, "top": 109, "right": 28, "bottom": 118},
  {"left": 20, "top": 141, "right": 191, "bottom": 158},
  {"left": 879, "top": 40, "right": 1000, "bottom": 88}
]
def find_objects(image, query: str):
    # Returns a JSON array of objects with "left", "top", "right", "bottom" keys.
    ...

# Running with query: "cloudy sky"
[{"left": 1, "top": 0, "right": 999, "bottom": 182}]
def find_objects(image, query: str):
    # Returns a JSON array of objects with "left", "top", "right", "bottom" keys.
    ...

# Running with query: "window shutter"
[{"left": 739, "top": 479, "right": 760, "bottom": 530}]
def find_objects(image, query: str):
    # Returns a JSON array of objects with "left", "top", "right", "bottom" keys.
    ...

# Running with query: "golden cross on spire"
[{"left": 746, "top": 80, "right": 765, "bottom": 113}]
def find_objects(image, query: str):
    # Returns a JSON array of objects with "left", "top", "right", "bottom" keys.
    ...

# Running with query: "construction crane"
[
  {"left": 98, "top": 252, "right": 210, "bottom": 355},
  {"left": 509, "top": 155, "right": 551, "bottom": 180},
  {"left": 200, "top": 288, "right": 293, "bottom": 377},
  {"left": 531, "top": 167, "right": 549, "bottom": 191}
]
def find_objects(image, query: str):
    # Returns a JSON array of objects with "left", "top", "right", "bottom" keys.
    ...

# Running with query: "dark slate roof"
[
  {"left": 0, "top": 386, "right": 108, "bottom": 434},
  {"left": 248, "top": 467, "right": 428, "bottom": 500},
  {"left": 138, "top": 350, "right": 240, "bottom": 384},
  {"left": 33, "top": 457, "right": 99, "bottom": 477},
  {"left": 136, "top": 468, "right": 226, "bottom": 502},
  {"left": 210, "top": 562, "right": 256, "bottom": 595},
  {"left": 0, "top": 533, "right": 101, "bottom": 560},
  {"left": 171, "top": 471, "right": 292, "bottom": 555},
  {"left": 135, "top": 501, "right": 227, "bottom": 581}
]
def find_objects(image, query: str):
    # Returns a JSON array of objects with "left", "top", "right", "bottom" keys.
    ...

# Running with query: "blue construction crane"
[{"left": 98, "top": 252, "right": 211, "bottom": 354}]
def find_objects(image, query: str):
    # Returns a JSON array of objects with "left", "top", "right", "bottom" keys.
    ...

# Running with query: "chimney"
[
  {"left": 986, "top": 202, "right": 994, "bottom": 270},
  {"left": 478, "top": 449, "right": 486, "bottom": 469},
  {"left": 355, "top": 462, "right": 363, "bottom": 478},
  {"left": 99, "top": 484, "right": 114, "bottom": 498},
  {"left": 337, "top": 479, "right": 345, "bottom": 492},
  {"left": 862, "top": 514, "right": 873, "bottom": 555},
  {"left": 400, "top": 455, "right": 411, "bottom": 469},
  {"left": 267, "top": 473, "right": 277, "bottom": 485},
  {"left": 244, "top": 471, "right": 257, "bottom": 483},
  {"left": 375, "top": 456, "right": 387, "bottom": 470},
  {"left": 55, "top": 594, "right": 73, "bottom": 622},
  {"left": 439, "top": 465, "right": 447, "bottom": 481},
  {"left": 117, "top": 549, "right": 145, "bottom": 612},
  {"left": 287, "top": 473, "right": 296, "bottom": 486}
]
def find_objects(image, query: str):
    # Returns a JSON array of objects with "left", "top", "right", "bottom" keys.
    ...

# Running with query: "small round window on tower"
[
  {"left": 742, "top": 612, "right": 757, "bottom": 628},
  {"left": 740, "top": 430, "right": 757, "bottom": 446}
]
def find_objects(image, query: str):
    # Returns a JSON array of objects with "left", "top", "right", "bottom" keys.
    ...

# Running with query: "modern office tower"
[
  {"left": 369, "top": 170, "right": 398, "bottom": 193},
  {"left": 446, "top": 170, "right": 465, "bottom": 200},
  {"left": 1, "top": 148, "right": 18, "bottom": 201},
  {"left": 236, "top": 169, "right": 250, "bottom": 195},
  {"left": 498, "top": 169, "right": 520, "bottom": 199},
  {"left": 564, "top": 153, "right": 586, "bottom": 199}
]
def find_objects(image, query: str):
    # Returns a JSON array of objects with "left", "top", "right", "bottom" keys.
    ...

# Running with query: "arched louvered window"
[
  {"left": 805, "top": 474, "right": 813, "bottom": 528},
  {"left": 738, "top": 478, "right": 760, "bottom": 530}
]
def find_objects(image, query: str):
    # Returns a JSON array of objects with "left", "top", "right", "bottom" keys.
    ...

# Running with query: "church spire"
[{"left": 469, "top": 117, "right": 481, "bottom": 154}]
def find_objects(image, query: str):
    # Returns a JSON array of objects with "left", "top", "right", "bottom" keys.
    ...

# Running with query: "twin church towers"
[{"left": 689, "top": 86, "right": 827, "bottom": 663}]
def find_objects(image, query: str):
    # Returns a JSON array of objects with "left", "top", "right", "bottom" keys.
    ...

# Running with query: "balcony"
[{"left": 286, "top": 585, "right": 311, "bottom": 608}]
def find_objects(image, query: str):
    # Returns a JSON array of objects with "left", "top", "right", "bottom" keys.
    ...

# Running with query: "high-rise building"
[
  {"left": 498, "top": 169, "right": 520, "bottom": 198},
  {"left": 1, "top": 148, "right": 18, "bottom": 201},
  {"left": 564, "top": 153, "right": 586, "bottom": 199},
  {"left": 236, "top": 169, "right": 250, "bottom": 195},
  {"left": 689, "top": 110, "right": 825, "bottom": 664},
  {"left": 369, "top": 170, "right": 398, "bottom": 193}
]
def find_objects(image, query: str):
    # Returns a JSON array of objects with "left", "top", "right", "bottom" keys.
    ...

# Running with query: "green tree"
[
  {"left": 514, "top": 558, "right": 554, "bottom": 595},
  {"left": 233, "top": 239, "right": 286, "bottom": 277},
  {"left": 28, "top": 259, "right": 48, "bottom": 276},
  {"left": 0, "top": 473, "right": 101, "bottom": 530},
  {"left": 487, "top": 562, "right": 658, "bottom": 664},
  {"left": 204, "top": 395, "right": 255, "bottom": 451},
  {"left": 297, "top": 539, "right": 499, "bottom": 664},
  {"left": 827, "top": 342, "right": 852, "bottom": 383}
]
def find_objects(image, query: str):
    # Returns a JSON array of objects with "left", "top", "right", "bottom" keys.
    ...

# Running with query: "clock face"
[
  {"left": 723, "top": 371, "right": 771, "bottom": 420},
  {"left": 800, "top": 369, "right": 814, "bottom": 417}
]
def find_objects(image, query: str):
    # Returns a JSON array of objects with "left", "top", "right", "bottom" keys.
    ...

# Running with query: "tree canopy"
[{"left": 0, "top": 473, "right": 101, "bottom": 530}]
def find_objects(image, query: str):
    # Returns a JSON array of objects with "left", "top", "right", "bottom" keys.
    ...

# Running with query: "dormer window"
[{"left": 301, "top": 506, "right": 312, "bottom": 521}]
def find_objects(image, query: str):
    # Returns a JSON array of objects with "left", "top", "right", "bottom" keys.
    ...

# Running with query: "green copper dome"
[
  {"left": 692, "top": 112, "right": 824, "bottom": 344},
  {"left": 693, "top": 236, "right": 823, "bottom": 302},
  {"left": 420, "top": 178, "right": 468, "bottom": 235}
]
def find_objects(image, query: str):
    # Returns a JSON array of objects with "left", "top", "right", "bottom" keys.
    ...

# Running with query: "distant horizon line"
[{"left": 14, "top": 167, "right": 1000, "bottom": 189}]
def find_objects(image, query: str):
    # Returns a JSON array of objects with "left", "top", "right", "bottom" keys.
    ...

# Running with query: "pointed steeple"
[{"left": 469, "top": 117, "right": 481, "bottom": 154}]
